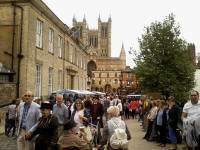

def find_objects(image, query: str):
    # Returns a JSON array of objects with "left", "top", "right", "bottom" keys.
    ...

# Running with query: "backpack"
[{"left": 109, "top": 120, "right": 129, "bottom": 149}]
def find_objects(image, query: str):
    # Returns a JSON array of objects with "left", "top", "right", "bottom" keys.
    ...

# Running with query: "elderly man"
[
  {"left": 53, "top": 94, "right": 69, "bottom": 137},
  {"left": 17, "top": 91, "right": 41, "bottom": 150},
  {"left": 182, "top": 90, "right": 200, "bottom": 150}
]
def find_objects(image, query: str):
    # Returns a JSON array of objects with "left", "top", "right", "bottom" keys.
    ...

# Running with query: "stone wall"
[{"left": 0, "top": 83, "right": 16, "bottom": 104}]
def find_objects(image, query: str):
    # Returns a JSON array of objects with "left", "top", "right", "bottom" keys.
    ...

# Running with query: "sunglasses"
[{"left": 24, "top": 95, "right": 32, "bottom": 97}]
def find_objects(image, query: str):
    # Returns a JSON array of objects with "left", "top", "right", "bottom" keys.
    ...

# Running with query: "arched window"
[{"left": 115, "top": 72, "right": 117, "bottom": 77}]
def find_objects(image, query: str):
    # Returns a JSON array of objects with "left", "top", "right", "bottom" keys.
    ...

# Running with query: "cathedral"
[{"left": 72, "top": 16, "right": 126, "bottom": 93}]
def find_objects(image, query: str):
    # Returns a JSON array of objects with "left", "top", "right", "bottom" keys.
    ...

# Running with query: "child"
[{"left": 5, "top": 112, "right": 10, "bottom": 136}]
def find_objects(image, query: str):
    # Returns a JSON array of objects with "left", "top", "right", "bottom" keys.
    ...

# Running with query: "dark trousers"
[
  {"left": 125, "top": 108, "right": 129, "bottom": 119},
  {"left": 188, "top": 147, "right": 200, "bottom": 150},
  {"left": 7, "top": 119, "right": 16, "bottom": 136},
  {"left": 144, "top": 120, "right": 153, "bottom": 139},
  {"left": 132, "top": 109, "right": 136, "bottom": 119},
  {"left": 157, "top": 125, "right": 166, "bottom": 145}
]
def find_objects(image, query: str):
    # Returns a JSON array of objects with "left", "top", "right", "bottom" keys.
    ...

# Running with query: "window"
[
  {"left": 0, "top": 75, "right": 9, "bottom": 83},
  {"left": 92, "top": 79, "right": 95, "bottom": 84},
  {"left": 48, "top": 67, "right": 53, "bottom": 95},
  {"left": 115, "top": 79, "right": 118, "bottom": 84},
  {"left": 36, "top": 19, "right": 43, "bottom": 48},
  {"left": 80, "top": 56, "right": 83, "bottom": 68},
  {"left": 99, "top": 73, "right": 101, "bottom": 78},
  {"left": 127, "top": 73, "right": 131, "bottom": 79},
  {"left": 107, "top": 73, "right": 109, "bottom": 77},
  {"left": 83, "top": 57, "right": 85, "bottom": 70},
  {"left": 99, "top": 80, "right": 101, "bottom": 85},
  {"left": 35, "top": 64, "right": 42, "bottom": 97},
  {"left": 76, "top": 51, "right": 79, "bottom": 66},
  {"left": 58, "top": 70, "right": 62, "bottom": 90},
  {"left": 58, "top": 36, "right": 62, "bottom": 58},
  {"left": 115, "top": 72, "right": 117, "bottom": 77},
  {"left": 49, "top": 28, "right": 54, "bottom": 53},
  {"left": 69, "top": 45, "right": 73, "bottom": 63}
]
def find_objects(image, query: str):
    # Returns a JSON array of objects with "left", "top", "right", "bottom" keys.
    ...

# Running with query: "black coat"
[
  {"left": 90, "top": 102, "right": 104, "bottom": 119},
  {"left": 32, "top": 115, "right": 58, "bottom": 150},
  {"left": 168, "top": 104, "right": 179, "bottom": 129},
  {"left": 90, "top": 102, "right": 104, "bottom": 127}
]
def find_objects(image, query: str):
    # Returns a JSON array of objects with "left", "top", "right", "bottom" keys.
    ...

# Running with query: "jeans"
[{"left": 168, "top": 125, "right": 177, "bottom": 144}]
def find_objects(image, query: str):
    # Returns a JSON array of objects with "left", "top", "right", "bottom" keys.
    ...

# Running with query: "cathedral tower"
[{"left": 72, "top": 16, "right": 111, "bottom": 57}]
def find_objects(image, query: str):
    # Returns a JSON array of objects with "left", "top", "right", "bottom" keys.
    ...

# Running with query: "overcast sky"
[{"left": 43, "top": 0, "right": 200, "bottom": 68}]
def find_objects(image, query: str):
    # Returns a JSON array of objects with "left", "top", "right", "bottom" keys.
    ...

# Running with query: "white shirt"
[
  {"left": 110, "top": 100, "right": 114, "bottom": 106},
  {"left": 74, "top": 109, "right": 84, "bottom": 132},
  {"left": 183, "top": 100, "right": 200, "bottom": 121},
  {"left": 117, "top": 103, "right": 123, "bottom": 112}
]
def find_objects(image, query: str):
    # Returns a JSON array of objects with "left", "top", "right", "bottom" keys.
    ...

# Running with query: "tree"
[{"left": 133, "top": 14, "right": 195, "bottom": 104}]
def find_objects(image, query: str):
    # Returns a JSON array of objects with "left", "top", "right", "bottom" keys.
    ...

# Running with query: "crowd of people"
[
  {"left": 4, "top": 92, "right": 132, "bottom": 150},
  {"left": 4, "top": 90, "right": 200, "bottom": 150},
  {"left": 137, "top": 91, "right": 200, "bottom": 150}
]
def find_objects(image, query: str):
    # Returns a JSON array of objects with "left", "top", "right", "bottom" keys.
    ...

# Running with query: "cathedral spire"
[
  {"left": 83, "top": 14, "right": 86, "bottom": 22},
  {"left": 73, "top": 14, "right": 76, "bottom": 22},
  {"left": 108, "top": 14, "right": 112, "bottom": 22},
  {"left": 120, "top": 43, "right": 126, "bottom": 61},
  {"left": 98, "top": 14, "right": 101, "bottom": 22}
]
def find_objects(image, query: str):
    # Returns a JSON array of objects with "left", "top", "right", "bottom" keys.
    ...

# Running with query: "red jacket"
[{"left": 130, "top": 101, "right": 138, "bottom": 110}]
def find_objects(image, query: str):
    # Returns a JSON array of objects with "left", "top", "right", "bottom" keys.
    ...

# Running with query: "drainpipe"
[
  {"left": 12, "top": 3, "right": 24, "bottom": 97},
  {"left": 11, "top": 4, "right": 16, "bottom": 69}
]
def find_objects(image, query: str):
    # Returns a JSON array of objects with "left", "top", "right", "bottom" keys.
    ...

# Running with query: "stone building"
[
  {"left": 0, "top": 0, "right": 89, "bottom": 99},
  {"left": 72, "top": 16, "right": 126, "bottom": 93}
]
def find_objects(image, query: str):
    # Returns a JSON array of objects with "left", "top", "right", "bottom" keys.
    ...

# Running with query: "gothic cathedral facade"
[{"left": 72, "top": 16, "right": 126, "bottom": 93}]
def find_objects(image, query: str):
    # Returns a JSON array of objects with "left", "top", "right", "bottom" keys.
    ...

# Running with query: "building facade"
[
  {"left": 0, "top": 0, "right": 89, "bottom": 99},
  {"left": 121, "top": 66, "right": 137, "bottom": 94},
  {"left": 72, "top": 16, "right": 126, "bottom": 93}
]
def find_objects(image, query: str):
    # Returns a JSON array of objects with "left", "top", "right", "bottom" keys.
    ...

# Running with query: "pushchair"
[{"left": 88, "top": 120, "right": 101, "bottom": 148}]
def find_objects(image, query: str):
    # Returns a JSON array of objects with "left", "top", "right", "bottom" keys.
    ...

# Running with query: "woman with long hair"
[{"left": 71, "top": 99, "right": 91, "bottom": 133}]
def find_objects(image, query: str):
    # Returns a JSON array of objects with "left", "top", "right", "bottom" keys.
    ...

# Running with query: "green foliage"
[{"left": 134, "top": 14, "right": 195, "bottom": 104}]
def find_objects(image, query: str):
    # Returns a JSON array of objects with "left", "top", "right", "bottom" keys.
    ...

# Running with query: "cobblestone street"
[
  {"left": 0, "top": 119, "right": 185, "bottom": 150},
  {"left": 0, "top": 134, "right": 17, "bottom": 150}
]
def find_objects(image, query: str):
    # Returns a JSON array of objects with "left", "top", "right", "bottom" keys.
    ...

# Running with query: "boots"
[{"left": 168, "top": 144, "right": 177, "bottom": 150}]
